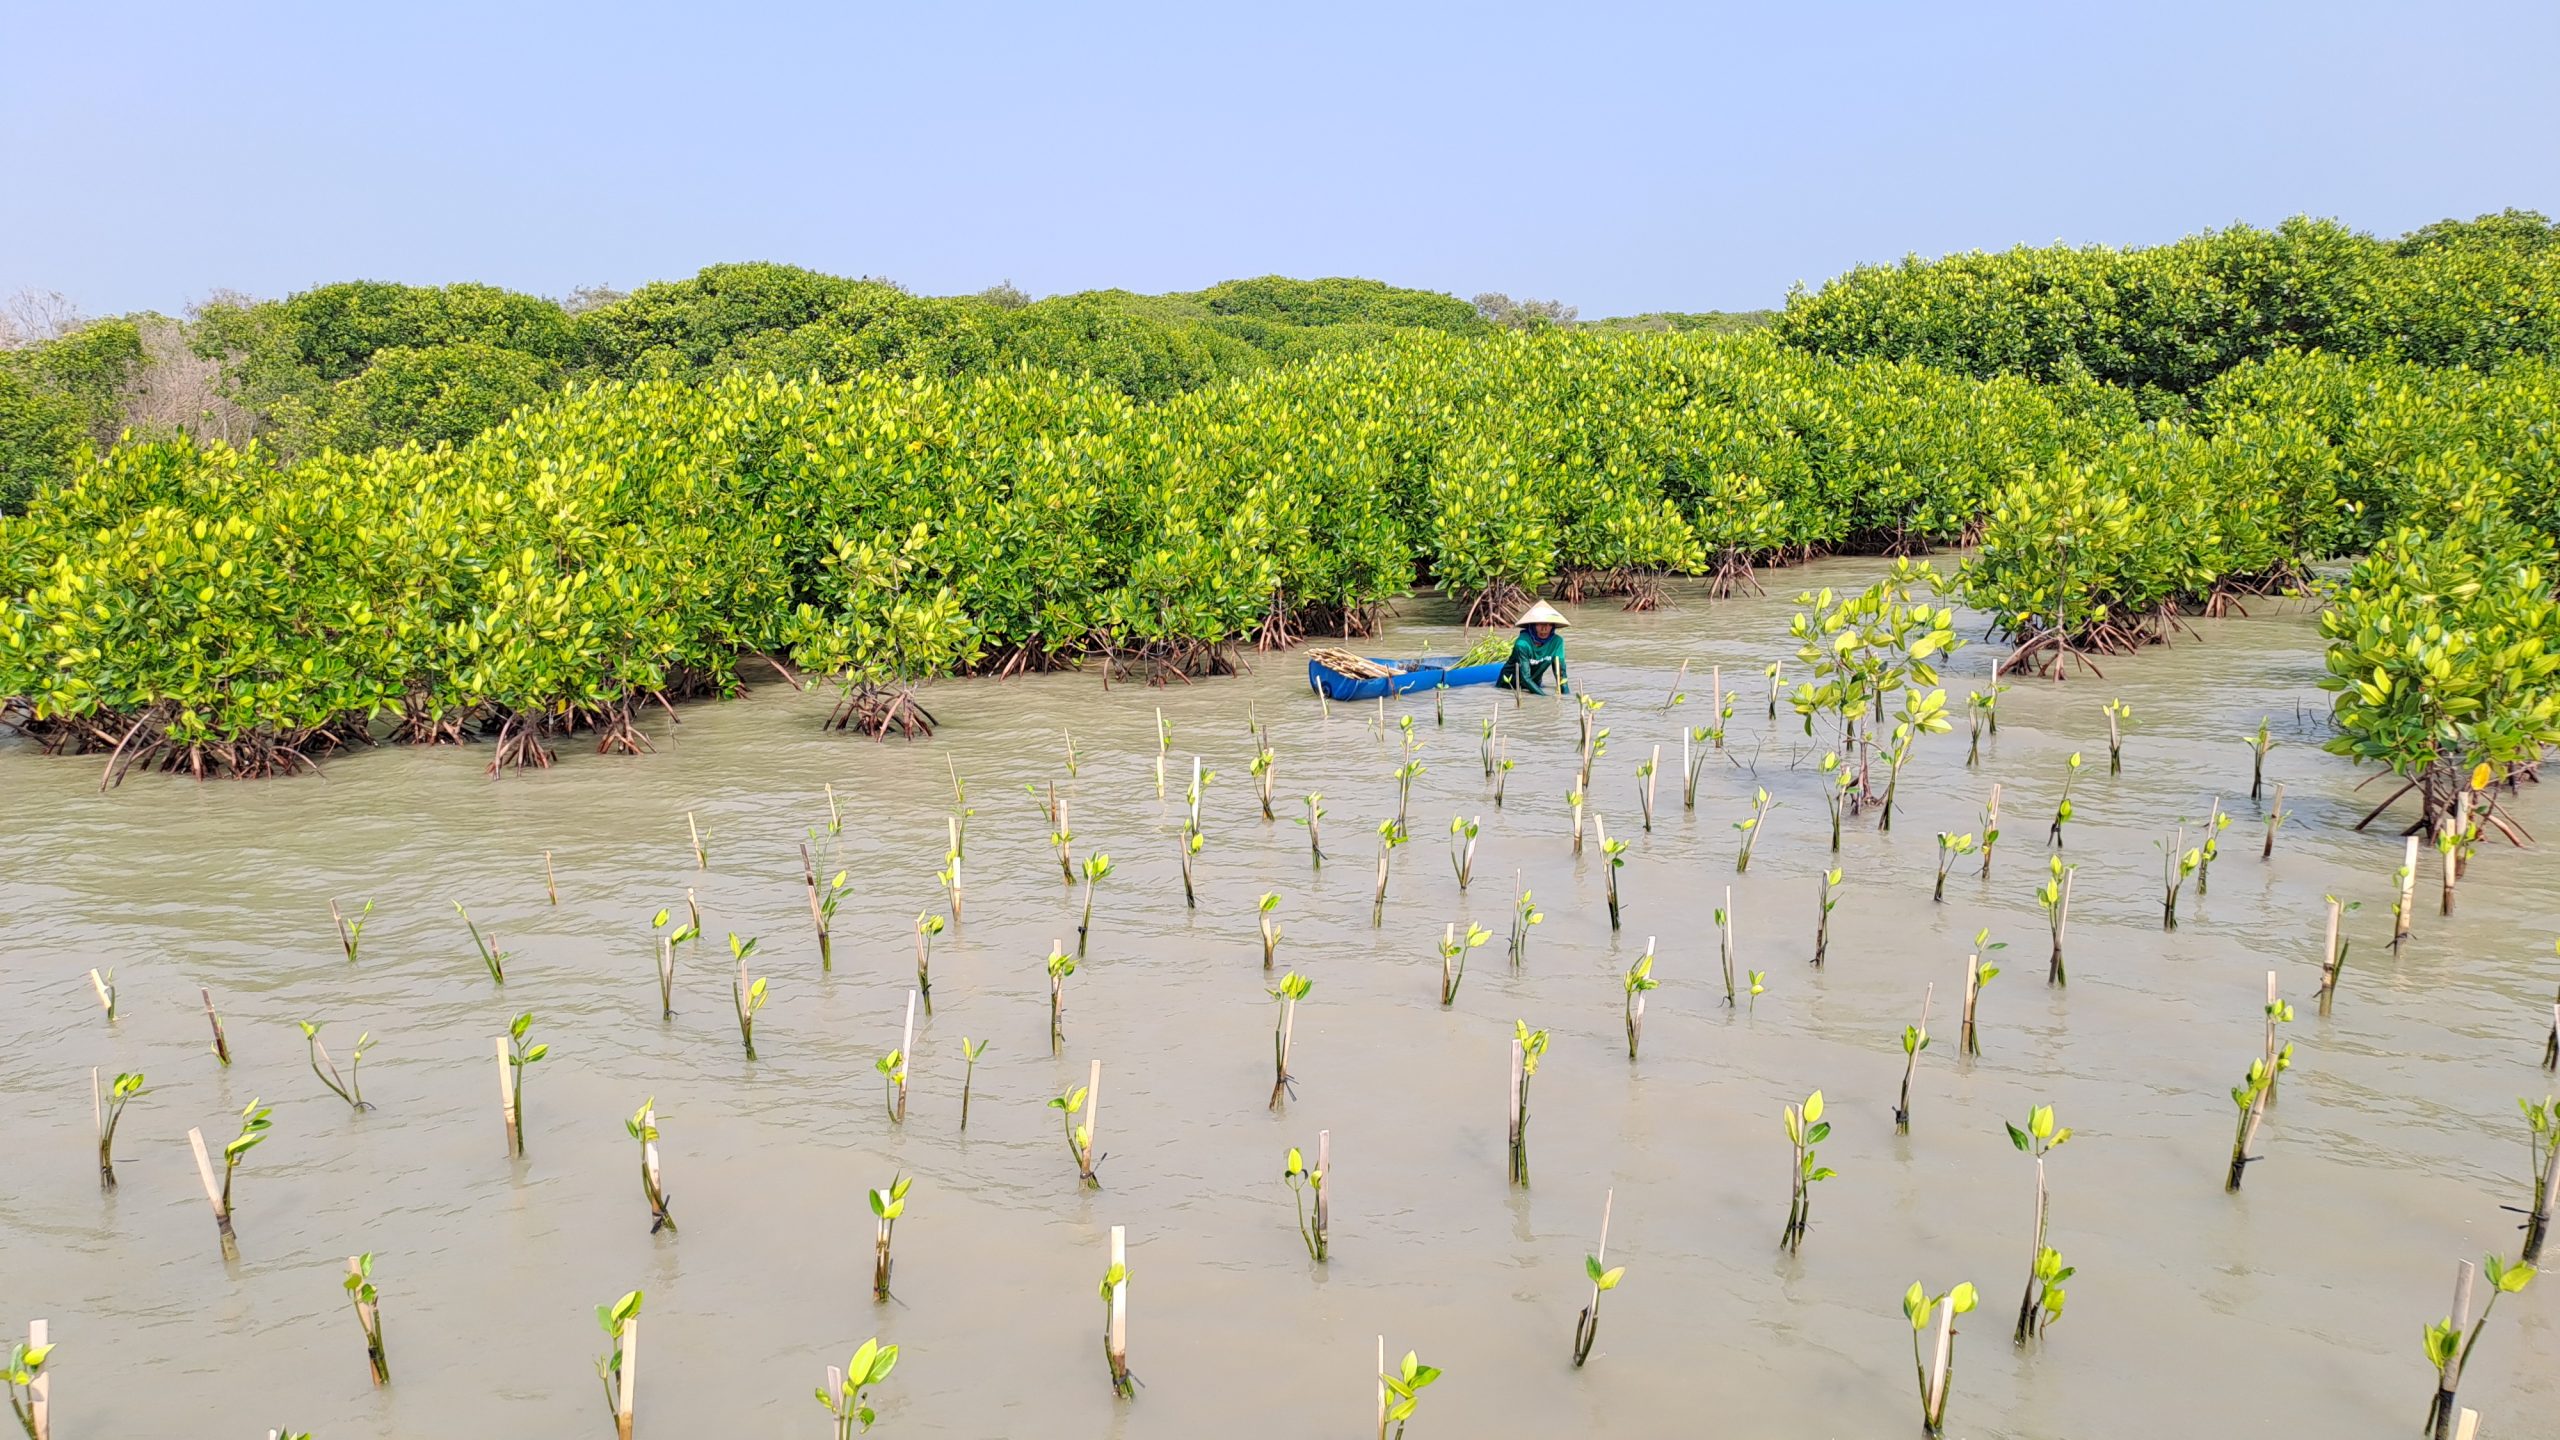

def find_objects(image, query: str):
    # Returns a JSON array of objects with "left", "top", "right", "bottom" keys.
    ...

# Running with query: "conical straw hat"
[{"left": 1513, "top": 599, "right": 1571, "bottom": 628}]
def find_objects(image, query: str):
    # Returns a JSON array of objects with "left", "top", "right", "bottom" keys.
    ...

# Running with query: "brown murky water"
[{"left": 6, "top": 558, "right": 2558, "bottom": 1439}]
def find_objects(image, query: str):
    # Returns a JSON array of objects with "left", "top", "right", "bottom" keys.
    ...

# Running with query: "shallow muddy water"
[{"left": 6, "top": 558, "right": 2558, "bottom": 1439}]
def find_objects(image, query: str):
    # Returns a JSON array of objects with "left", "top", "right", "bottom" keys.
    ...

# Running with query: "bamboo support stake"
[
  {"left": 187, "top": 1127, "right": 235, "bottom": 1257},
  {"left": 495, "top": 1036, "right": 520, "bottom": 1156},
  {"left": 2544, "top": 994, "right": 2557, "bottom": 1073},
  {"left": 1080, "top": 1060, "right": 1102, "bottom": 1186},
  {"left": 201, "top": 986, "right": 230, "bottom": 1064},
  {"left": 348, "top": 1256, "right": 387, "bottom": 1384},
  {"left": 1711, "top": 666, "right": 1724, "bottom": 745},
  {"left": 2434, "top": 1259, "right": 2476, "bottom": 1436},
  {"left": 1925, "top": 1296, "right": 1955, "bottom": 1428},
  {"left": 87, "top": 968, "right": 113, "bottom": 1019},
  {"left": 2396, "top": 835, "right": 2419, "bottom": 947},
  {"left": 1979, "top": 784, "right": 2001, "bottom": 879},
  {"left": 544, "top": 850, "right": 559, "bottom": 906},
  {"left": 1960, "top": 955, "right": 1982, "bottom": 1057},
  {"left": 897, "top": 992, "right": 917, "bottom": 1123},
  {"left": 948, "top": 817, "right": 966, "bottom": 922},
  {"left": 2263, "top": 783, "right": 2285, "bottom": 859},
  {"left": 1313, "top": 1130, "right": 1331, "bottom": 1256},
  {"left": 2441, "top": 795, "right": 2467, "bottom": 914},
  {"left": 615, "top": 1314, "right": 638, "bottom": 1440},
  {"left": 799, "top": 842, "right": 830, "bottom": 970},
  {"left": 2454, "top": 1409, "right": 2479, "bottom": 1440},
  {"left": 687, "top": 810, "right": 706, "bottom": 869},
  {"left": 1106, "top": 1226, "right": 1132, "bottom": 1396},
  {"left": 26, "top": 1320, "right": 47, "bottom": 1440},
  {"left": 1506, "top": 1035, "right": 1526, "bottom": 1185},
  {"left": 1376, "top": 1336, "right": 1387, "bottom": 1439},
  {"left": 655, "top": 937, "right": 676, "bottom": 1020},
  {"left": 2318, "top": 897, "right": 2346, "bottom": 1016}
]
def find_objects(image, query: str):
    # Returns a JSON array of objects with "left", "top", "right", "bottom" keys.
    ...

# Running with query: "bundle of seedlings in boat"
[
  {"left": 1934, "top": 833, "right": 1975, "bottom": 903},
  {"left": 1448, "top": 816, "right": 1480, "bottom": 890},
  {"left": 500, "top": 1013, "right": 546, "bottom": 1156},
  {"left": 344, "top": 1253, "right": 388, "bottom": 1384},
  {"left": 1256, "top": 892, "right": 1284, "bottom": 969},
  {"left": 1624, "top": 943, "right": 1658, "bottom": 1060},
  {"left": 869, "top": 1175, "right": 912, "bottom": 1301},
  {"left": 1894, "top": 988, "right": 1934, "bottom": 1132},
  {"left": 2240, "top": 717, "right": 2277, "bottom": 801},
  {"left": 188, "top": 1098, "right": 271, "bottom": 1259},
  {"left": 2262, "top": 783, "right": 2288, "bottom": 858},
  {"left": 958, "top": 1037, "right": 990, "bottom": 1129},
  {"left": 914, "top": 914, "right": 944, "bottom": 1015},
  {"left": 626, "top": 1099, "right": 676, "bottom": 1234},
  {"left": 1734, "top": 787, "right": 1776, "bottom": 872},
  {"left": 2195, "top": 799, "right": 2230, "bottom": 895},
  {"left": 1285, "top": 1137, "right": 1330, "bottom": 1263},
  {"left": 201, "top": 988, "right": 231, "bottom": 1065},
  {"left": 1438, "top": 923, "right": 1491, "bottom": 1006},
  {"left": 648, "top": 907, "right": 696, "bottom": 1019},
  {"left": 2422, "top": 1255, "right": 2536, "bottom": 1440},
  {"left": 730, "top": 935, "right": 770, "bottom": 1060},
  {"left": 1507, "top": 1022, "right": 1551, "bottom": 1186},
  {"left": 1637, "top": 746, "right": 1661, "bottom": 831},
  {"left": 2037, "top": 858, "right": 2076, "bottom": 985},
  {"left": 1902, "top": 1280, "right": 1978, "bottom": 1437},
  {"left": 593, "top": 1290, "right": 642, "bottom": 1440},
  {"left": 455, "top": 903, "right": 505, "bottom": 984},
  {"left": 1960, "top": 930, "right": 2003, "bottom": 1057},
  {"left": 1051, "top": 1061, "right": 1102, "bottom": 1187},
  {"left": 1779, "top": 1090, "right": 1834, "bottom": 1253},
  {"left": 93, "top": 1070, "right": 145, "bottom": 1188},
  {"left": 1268, "top": 972, "right": 1312, "bottom": 1107},
  {"left": 1978, "top": 785, "right": 2002, "bottom": 878},
  {"left": 799, "top": 845, "right": 849, "bottom": 970},
  {"left": 2316, "top": 896, "right": 2355, "bottom": 1015},
  {"left": 330, "top": 898, "right": 372, "bottom": 963},
  {"left": 1298, "top": 793, "right": 1326, "bottom": 867},
  {"left": 6, "top": 1326, "right": 52, "bottom": 1440},
  {"left": 1378, "top": 1347, "right": 1441, "bottom": 1440},
  {"left": 298, "top": 1022, "right": 371, "bottom": 1111},
  {"left": 1076, "top": 853, "right": 1115, "bottom": 958},
  {"left": 2101, "top": 698, "right": 2133, "bottom": 774},
  {"left": 87, "top": 968, "right": 114, "bottom": 1021},
  {"left": 1597, "top": 818, "right": 1629, "bottom": 931},
  {"left": 1508, "top": 880, "right": 1543, "bottom": 966},
  {"left": 2158, "top": 830, "right": 2200, "bottom": 930},
  {"left": 1717, "top": 892, "right": 1739, "bottom": 1005},
  {"left": 1812, "top": 868, "right": 1842, "bottom": 965},
  {"left": 1819, "top": 753, "right": 1854, "bottom": 851},
  {"left": 1100, "top": 1228, "right": 1133, "bottom": 1398},
  {"left": 1046, "top": 943, "right": 1076, "bottom": 1054},
  {"left": 2005, "top": 1104, "right": 2074, "bottom": 1343},
  {"left": 2047, "top": 753, "right": 2083, "bottom": 847},
  {"left": 1571, "top": 1190, "right": 1624, "bottom": 1368},
  {"left": 1251, "top": 743, "right": 1278, "bottom": 821},
  {"left": 2519, "top": 1097, "right": 2560, "bottom": 1262},
  {"left": 817, "top": 1338, "right": 899, "bottom": 1439},
  {"left": 1372, "top": 821, "right": 1408, "bottom": 922},
  {"left": 1875, "top": 688, "right": 1949, "bottom": 831}
]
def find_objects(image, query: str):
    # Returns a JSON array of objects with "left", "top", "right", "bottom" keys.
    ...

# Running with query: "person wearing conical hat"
[{"left": 1499, "top": 599, "right": 1572, "bottom": 695}]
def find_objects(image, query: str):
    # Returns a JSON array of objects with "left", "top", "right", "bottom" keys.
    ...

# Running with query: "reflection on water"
[{"left": 4, "top": 562, "right": 2556, "bottom": 1439}]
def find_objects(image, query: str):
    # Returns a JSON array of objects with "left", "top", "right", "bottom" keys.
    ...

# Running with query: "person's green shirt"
[{"left": 1502, "top": 631, "right": 1569, "bottom": 694}]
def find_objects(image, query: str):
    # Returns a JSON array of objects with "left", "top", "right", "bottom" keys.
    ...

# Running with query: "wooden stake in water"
[
  {"left": 799, "top": 841, "right": 833, "bottom": 970},
  {"left": 1313, "top": 1130, "right": 1331, "bottom": 1259},
  {"left": 687, "top": 810, "right": 706, "bottom": 869},
  {"left": 1078, "top": 1060, "right": 1102, "bottom": 1188},
  {"left": 2262, "top": 783, "right": 2286, "bottom": 859},
  {"left": 1979, "top": 783, "right": 2002, "bottom": 879},
  {"left": 187, "top": 1126, "right": 236, "bottom": 1259},
  {"left": 348, "top": 1256, "right": 388, "bottom": 1384},
  {"left": 896, "top": 992, "right": 917, "bottom": 1124},
  {"left": 1924, "top": 1295, "right": 1956, "bottom": 1434},
  {"left": 201, "top": 987, "right": 231, "bottom": 1065},
  {"left": 1960, "top": 952, "right": 1984, "bottom": 1057},
  {"left": 2395, "top": 835, "right": 2419, "bottom": 948},
  {"left": 1571, "top": 1189, "right": 1615, "bottom": 1367},
  {"left": 2430, "top": 1259, "right": 2475, "bottom": 1440},
  {"left": 614, "top": 1313, "right": 638, "bottom": 1440},
  {"left": 1105, "top": 1226, "right": 1133, "bottom": 1397},
  {"left": 494, "top": 1036, "right": 521, "bottom": 1156},
  {"left": 25, "top": 1319, "right": 47, "bottom": 1440},
  {"left": 87, "top": 968, "right": 113, "bottom": 1021},
  {"left": 655, "top": 937, "right": 677, "bottom": 1020},
  {"left": 544, "top": 850, "right": 559, "bottom": 906},
  {"left": 2317, "top": 896, "right": 2347, "bottom": 1016},
  {"left": 1894, "top": 984, "right": 1934, "bottom": 1132}
]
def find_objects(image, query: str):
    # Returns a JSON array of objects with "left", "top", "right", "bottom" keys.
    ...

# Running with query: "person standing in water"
[{"left": 1499, "top": 600, "right": 1572, "bottom": 694}]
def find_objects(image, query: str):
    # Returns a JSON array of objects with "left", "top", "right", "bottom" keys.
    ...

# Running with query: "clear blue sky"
[{"left": 5, "top": 1, "right": 2555, "bottom": 319}]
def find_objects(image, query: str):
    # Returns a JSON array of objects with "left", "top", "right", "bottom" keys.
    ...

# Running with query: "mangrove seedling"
[
  {"left": 2517, "top": 1097, "right": 2558, "bottom": 1263},
  {"left": 729, "top": 935, "right": 769, "bottom": 1061},
  {"left": 2195, "top": 799, "right": 2230, "bottom": 896},
  {"left": 210, "top": 1098, "right": 272, "bottom": 1255},
  {"left": 331, "top": 898, "right": 372, "bottom": 963},
  {"left": 2047, "top": 752, "right": 2083, "bottom": 847},
  {"left": 826, "top": 781, "right": 845, "bottom": 837},
  {"left": 8, "top": 1333, "right": 54, "bottom": 1440},
  {"left": 1748, "top": 969, "right": 1767, "bottom": 1007},
  {"left": 2005, "top": 1103, "right": 2074, "bottom": 1343},
  {"left": 1979, "top": 784, "right": 2002, "bottom": 878},
  {"left": 1598, "top": 818, "right": 1629, "bottom": 930},
  {"left": 1372, "top": 821, "right": 1408, "bottom": 922},
  {"left": 1780, "top": 1090, "right": 1834, "bottom": 1253},
  {"left": 2037, "top": 857, "right": 2076, "bottom": 985},
  {"left": 1393, "top": 754, "right": 1425, "bottom": 831},
  {"left": 2422, "top": 1255, "right": 2536, "bottom": 1439},
  {"left": 1100, "top": 1232, "right": 1133, "bottom": 1397},
  {"left": 1438, "top": 922, "right": 1491, "bottom": 1006},
  {"left": 1379, "top": 1349, "right": 1441, "bottom": 1440},
  {"left": 1819, "top": 751, "right": 1855, "bottom": 851},
  {"left": 1734, "top": 787, "right": 1776, "bottom": 873},
  {"left": 1894, "top": 988, "right": 1934, "bottom": 1132},
  {"left": 1683, "top": 726, "right": 1710, "bottom": 810},
  {"left": 1571, "top": 1191, "right": 1623, "bottom": 1369},
  {"left": 1269, "top": 971, "right": 1312, "bottom": 1107},
  {"left": 1903, "top": 1280, "right": 1979, "bottom": 1436},
  {"left": 345, "top": 1252, "right": 389, "bottom": 1384},
  {"left": 1177, "top": 826, "right": 1203, "bottom": 909},
  {"left": 1965, "top": 681, "right": 2004, "bottom": 764},
  {"left": 1076, "top": 853, "right": 1114, "bottom": 959},
  {"left": 937, "top": 834, "right": 964, "bottom": 923},
  {"left": 2262, "top": 782, "right": 2288, "bottom": 858},
  {"left": 869, "top": 1176, "right": 911, "bottom": 1301},
  {"left": 2101, "top": 698, "right": 2133, "bottom": 774},
  {"left": 1717, "top": 892, "right": 1738, "bottom": 1005},
  {"left": 298, "top": 1021, "right": 371, "bottom": 1111},
  {"left": 1766, "top": 658, "right": 1783, "bottom": 718},
  {"left": 1567, "top": 786, "right": 1585, "bottom": 855},
  {"left": 1052, "top": 1065, "right": 1101, "bottom": 1187},
  {"left": 1155, "top": 707, "right": 1172, "bottom": 796},
  {"left": 201, "top": 987, "right": 231, "bottom": 1065},
  {"left": 959, "top": 1037, "right": 989, "bottom": 1130},
  {"left": 648, "top": 908, "right": 691, "bottom": 1019},
  {"left": 1493, "top": 748, "right": 1513, "bottom": 807},
  {"left": 2316, "top": 895, "right": 2356, "bottom": 1015},
  {"left": 1508, "top": 1021, "right": 1550, "bottom": 1186},
  {"left": 1257, "top": 892, "right": 1284, "bottom": 969},
  {"left": 1876, "top": 688, "right": 1949, "bottom": 830},
  {"left": 818, "top": 1338, "right": 899, "bottom": 1439},
  {"left": 1624, "top": 944, "right": 1658, "bottom": 1060},
  {"left": 1508, "top": 881, "right": 1543, "bottom": 967},
  {"left": 627, "top": 1099, "right": 676, "bottom": 1234},
  {"left": 876, "top": 1048, "right": 908, "bottom": 1125},
  {"left": 1285, "top": 1141, "right": 1330, "bottom": 1263},
  {"left": 503, "top": 1013, "right": 546, "bottom": 1155},
  {"left": 2241, "top": 717, "right": 2277, "bottom": 800},
  {"left": 1046, "top": 942, "right": 1076, "bottom": 1054},
  {"left": 1812, "top": 868, "right": 1842, "bottom": 966},
  {"left": 2258, "top": 975, "right": 2296, "bottom": 1109},
  {"left": 95, "top": 1070, "right": 145, "bottom": 1188},
  {"left": 1637, "top": 748, "right": 1659, "bottom": 831},
  {"left": 593, "top": 1290, "right": 642, "bottom": 1439},
  {"left": 1250, "top": 743, "right": 1278, "bottom": 821},
  {"left": 1960, "top": 930, "right": 2003, "bottom": 1057},
  {"left": 2225, "top": 1054, "right": 2285, "bottom": 1192},
  {"left": 2158, "top": 829, "right": 2200, "bottom": 930},
  {"left": 1934, "top": 833, "right": 1976, "bottom": 903},
  {"left": 1062, "top": 727, "right": 1078, "bottom": 776},
  {"left": 1298, "top": 792, "right": 1326, "bottom": 868},
  {"left": 456, "top": 903, "right": 505, "bottom": 984},
  {"left": 2393, "top": 835, "right": 2420, "bottom": 949},
  {"left": 799, "top": 846, "right": 849, "bottom": 970},
  {"left": 1049, "top": 803, "right": 1076, "bottom": 883},
  {"left": 1448, "top": 815, "right": 1480, "bottom": 890},
  {"left": 914, "top": 913, "right": 944, "bottom": 1016}
]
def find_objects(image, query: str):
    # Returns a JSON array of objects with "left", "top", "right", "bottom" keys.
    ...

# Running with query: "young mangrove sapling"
[
  {"left": 1812, "top": 869, "right": 1842, "bottom": 965},
  {"left": 298, "top": 1022, "right": 371, "bottom": 1111},
  {"left": 1597, "top": 817, "right": 1629, "bottom": 930},
  {"left": 1268, "top": 972, "right": 1311, "bottom": 1108},
  {"left": 2422, "top": 1256, "right": 2536, "bottom": 1440},
  {"left": 593, "top": 1289, "right": 641, "bottom": 1440},
  {"left": 1571, "top": 1189, "right": 1623, "bottom": 1368},
  {"left": 1046, "top": 943, "right": 1076, "bottom": 1054},
  {"left": 1960, "top": 930, "right": 2003, "bottom": 1057},
  {"left": 1379, "top": 1348, "right": 1441, "bottom": 1440},
  {"left": 2101, "top": 698, "right": 2133, "bottom": 774},
  {"left": 1100, "top": 1227, "right": 1133, "bottom": 1397},
  {"left": 1717, "top": 892, "right": 1738, "bottom": 1005},
  {"left": 869, "top": 1176, "right": 911, "bottom": 1301},
  {"left": 1285, "top": 1141, "right": 1330, "bottom": 1263},
  {"left": 2047, "top": 752, "right": 2083, "bottom": 847},
  {"left": 2037, "top": 858, "right": 2076, "bottom": 985},
  {"left": 8, "top": 1330, "right": 53, "bottom": 1440},
  {"left": 94, "top": 1070, "right": 145, "bottom": 1189},
  {"left": 2158, "top": 829, "right": 2200, "bottom": 930},
  {"left": 1894, "top": 988, "right": 1934, "bottom": 1132},
  {"left": 1734, "top": 787, "right": 1776, "bottom": 873},
  {"left": 1934, "top": 833, "right": 1975, "bottom": 903},
  {"left": 1256, "top": 892, "right": 1284, "bottom": 969},
  {"left": 456, "top": 903, "right": 505, "bottom": 984},
  {"left": 1508, "top": 1022, "right": 1550, "bottom": 1186},
  {"left": 729, "top": 935, "right": 769, "bottom": 1061},
  {"left": 1372, "top": 821, "right": 1408, "bottom": 922},
  {"left": 1448, "top": 816, "right": 1480, "bottom": 890},
  {"left": 817, "top": 1338, "right": 898, "bottom": 1439},
  {"left": 1979, "top": 784, "right": 2002, "bottom": 878},
  {"left": 2519, "top": 1098, "right": 2559, "bottom": 1263},
  {"left": 799, "top": 846, "right": 848, "bottom": 970},
  {"left": 1076, "top": 853, "right": 1114, "bottom": 959},
  {"left": 2241, "top": 717, "right": 2276, "bottom": 800},
  {"left": 331, "top": 898, "right": 372, "bottom": 963},
  {"left": 959, "top": 1037, "right": 989, "bottom": 1129},
  {"left": 1780, "top": 1090, "right": 1834, "bottom": 1253},
  {"left": 345, "top": 1253, "right": 388, "bottom": 1384},
  {"left": 1624, "top": 943, "right": 1658, "bottom": 1060},
  {"left": 1438, "top": 923, "right": 1491, "bottom": 1006},
  {"left": 627, "top": 1099, "right": 676, "bottom": 1234},
  {"left": 914, "top": 914, "right": 944, "bottom": 1016},
  {"left": 1508, "top": 880, "right": 1543, "bottom": 967},
  {"left": 2005, "top": 1104, "right": 2074, "bottom": 1344},
  {"left": 502, "top": 1014, "right": 546, "bottom": 1155},
  {"left": 1903, "top": 1280, "right": 1978, "bottom": 1436},
  {"left": 201, "top": 987, "right": 230, "bottom": 1066}
]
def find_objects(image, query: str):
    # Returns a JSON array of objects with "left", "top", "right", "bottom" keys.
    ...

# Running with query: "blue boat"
[{"left": 1306, "top": 656, "right": 1507, "bottom": 702}]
